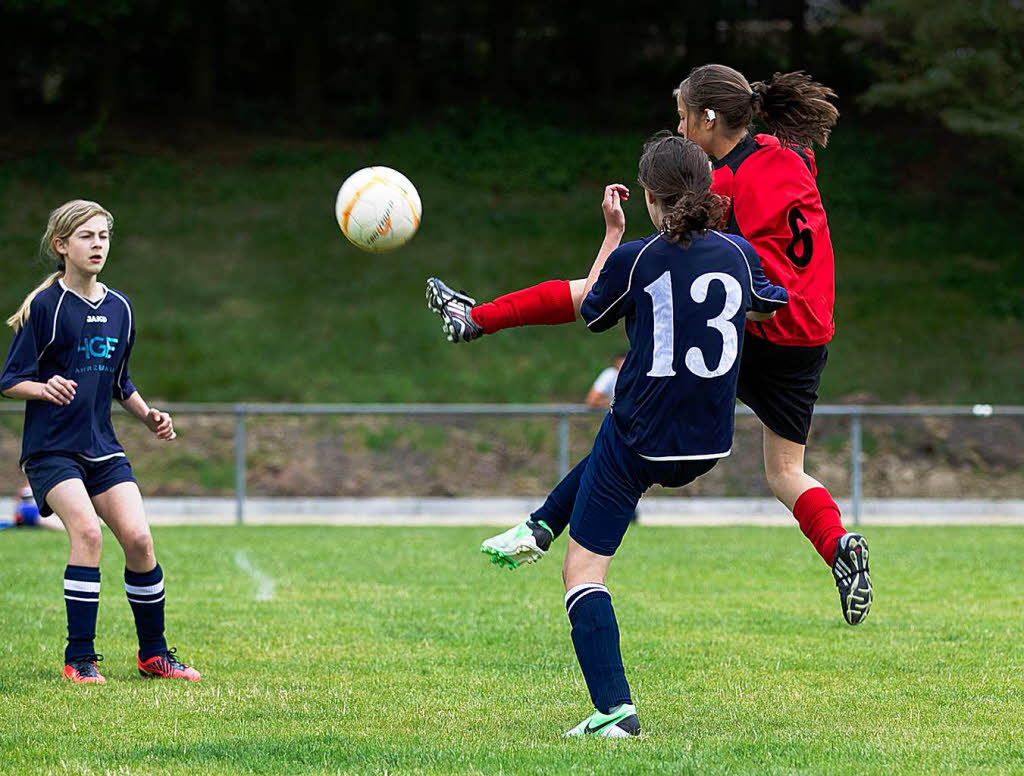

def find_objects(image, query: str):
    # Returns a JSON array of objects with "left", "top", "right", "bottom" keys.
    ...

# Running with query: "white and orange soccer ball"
[{"left": 335, "top": 166, "right": 422, "bottom": 253}]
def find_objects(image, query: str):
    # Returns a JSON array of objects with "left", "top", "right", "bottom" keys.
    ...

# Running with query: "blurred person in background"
[
  {"left": 585, "top": 354, "right": 625, "bottom": 408},
  {"left": 0, "top": 480, "right": 65, "bottom": 531}
]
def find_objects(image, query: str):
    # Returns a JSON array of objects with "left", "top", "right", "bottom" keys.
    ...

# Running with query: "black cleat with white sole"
[
  {"left": 832, "top": 532, "right": 872, "bottom": 625},
  {"left": 426, "top": 277, "right": 484, "bottom": 343}
]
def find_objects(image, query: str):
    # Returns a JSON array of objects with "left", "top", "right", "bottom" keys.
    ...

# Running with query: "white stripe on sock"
[
  {"left": 64, "top": 595, "right": 100, "bottom": 602},
  {"left": 565, "top": 583, "right": 609, "bottom": 617},
  {"left": 125, "top": 581, "right": 164, "bottom": 595},
  {"left": 564, "top": 583, "right": 607, "bottom": 605},
  {"left": 64, "top": 579, "right": 100, "bottom": 593},
  {"left": 127, "top": 594, "right": 165, "bottom": 605}
]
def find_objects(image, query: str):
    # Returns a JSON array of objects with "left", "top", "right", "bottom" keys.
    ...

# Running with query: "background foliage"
[{"left": 1, "top": 0, "right": 1021, "bottom": 408}]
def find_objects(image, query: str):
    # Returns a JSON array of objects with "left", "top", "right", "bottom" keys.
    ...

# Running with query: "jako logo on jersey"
[
  {"left": 86, "top": 315, "right": 108, "bottom": 323},
  {"left": 78, "top": 336, "right": 118, "bottom": 359}
]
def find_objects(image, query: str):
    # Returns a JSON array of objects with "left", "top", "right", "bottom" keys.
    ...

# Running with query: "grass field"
[
  {"left": 1, "top": 524, "right": 1022, "bottom": 775},
  {"left": 1, "top": 117, "right": 1022, "bottom": 405}
]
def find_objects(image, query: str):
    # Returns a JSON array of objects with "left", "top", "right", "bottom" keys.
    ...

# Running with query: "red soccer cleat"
[
  {"left": 137, "top": 648, "right": 201, "bottom": 682},
  {"left": 63, "top": 654, "right": 106, "bottom": 684}
]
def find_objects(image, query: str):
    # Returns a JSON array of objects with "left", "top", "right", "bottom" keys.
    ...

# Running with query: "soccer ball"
[{"left": 335, "top": 166, "right": 422, "bottom": 253}]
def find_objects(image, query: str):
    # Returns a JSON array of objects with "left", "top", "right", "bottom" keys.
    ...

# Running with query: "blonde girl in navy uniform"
[{"left": 1, "top": 200, "right": 200, "bottom": 684}]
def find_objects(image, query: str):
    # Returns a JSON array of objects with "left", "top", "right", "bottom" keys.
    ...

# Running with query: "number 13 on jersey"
[{"left": 643, "top": 271, "right": 742, "bottom": 379}]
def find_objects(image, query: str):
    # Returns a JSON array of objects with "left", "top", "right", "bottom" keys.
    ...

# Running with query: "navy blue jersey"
[
  {"left": 580, "top": 231, "right": 788, "bottom": 459},
  {"left": 1, "top": 280, "right": 137, "bottom": 465}
]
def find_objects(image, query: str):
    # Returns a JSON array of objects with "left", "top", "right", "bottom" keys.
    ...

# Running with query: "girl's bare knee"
[
  {"left": 122, "top": 529, "right": 154, "bottom": 564},
  {"left": 71, "top": 522, "right": 103, "bottom": 557}
]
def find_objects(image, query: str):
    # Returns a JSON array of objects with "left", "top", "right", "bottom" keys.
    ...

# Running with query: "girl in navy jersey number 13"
[
  {"left": 554, "top": 136, "right": 786, "bottom": 736},
  {"left": 1, "top": 200, "right": 200, "bottom": 684}
]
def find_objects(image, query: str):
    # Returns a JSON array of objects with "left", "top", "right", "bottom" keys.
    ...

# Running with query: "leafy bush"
[{"left": 858, "top": 0, "right": 1024, "bottom": 165}]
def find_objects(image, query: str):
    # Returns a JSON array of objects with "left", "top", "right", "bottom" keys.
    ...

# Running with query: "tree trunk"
[
  {"left": 191, "top": 0, "right": 219, "bottom": 115},
  {"left": 486, "top": 1, "right": 515, "bottom": 99},
  {"left": 294, "top": 7, "right": 323, "bottom": 128},
  {"left": 390, "top": 0, "right": 421, "bottom": 110},
  {"left": 99, "top": 18, "right": 121, "bottom": 121},
  {"left": 789, "top": 0, "right": 808, "bottom": 69}
]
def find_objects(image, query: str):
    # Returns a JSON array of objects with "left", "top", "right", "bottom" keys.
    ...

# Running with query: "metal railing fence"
[{"left": 2, "top": 402, "right": 1021, "bottom": 525}]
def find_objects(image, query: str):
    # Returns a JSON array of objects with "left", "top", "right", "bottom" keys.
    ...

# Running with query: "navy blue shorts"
[
  {"left": 22, "top": 454, "right": 136, "bottom": 517},
  {"left": 568, "top": 415, "right": 718, "bottom": 556}
]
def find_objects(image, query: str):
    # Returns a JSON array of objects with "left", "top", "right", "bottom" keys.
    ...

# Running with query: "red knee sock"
[
  {"left": 792, "top": 487, "right": 847, "bottom": 564},
  {"left": 471, "top": 280, "right": 576, "bottom": 334}
]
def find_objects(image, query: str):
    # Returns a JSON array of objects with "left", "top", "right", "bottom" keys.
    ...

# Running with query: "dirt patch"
[{"left": 2, "top": 411, "right": 1020, "bottom": 502}]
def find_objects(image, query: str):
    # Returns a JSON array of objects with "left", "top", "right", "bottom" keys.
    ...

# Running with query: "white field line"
[{"left": 233, "top": 550, "right": 276, "bottom": 602}]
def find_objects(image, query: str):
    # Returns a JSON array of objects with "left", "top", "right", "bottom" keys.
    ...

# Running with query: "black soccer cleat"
[
  {"left": 426, "top": 277, "right": 484, "bottom": 343},
  {"left": 832, "top": 532, "right": 872, "bottom": 625}
]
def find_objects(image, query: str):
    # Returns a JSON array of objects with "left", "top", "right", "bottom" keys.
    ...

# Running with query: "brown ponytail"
[
  {"left": 660, "top": 190, "right": 729, "bottom": 247},
  {"left": 677, "top": 64, "right": 839, "bottom": 148},
  {"left": 749, "top": 71, "right": 838, "bottom": 148},
  {"left": 637, "top": 131, "right": 728, "bottom": 247}
]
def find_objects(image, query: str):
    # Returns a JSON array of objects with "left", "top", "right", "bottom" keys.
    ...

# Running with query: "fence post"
[
  {"left": 558, "top": 413, "right": 569, "bottom": 481},
  {"left": 234, "top": 405, "right": 247, "bottom": 525},
  {"left": 850, "top": 412, "right": 862, "bottom": 526}
]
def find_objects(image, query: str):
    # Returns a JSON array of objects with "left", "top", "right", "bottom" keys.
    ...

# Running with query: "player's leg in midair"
[
  {"left": 426, "top": 277, "right": 586, "bottom": 342},
  {"left": 736, "top": 336, "right": 872, "bottom": 625},
  {"left": 425, "top": 273, "right": 600, "bottom": 562},
  {"left": 93, "top": 480, "right": 201, "bottom": 681},
  {"left": 762, "top": 428, "right": 872, "bottom": 625},
  {"left": 480, "top": 454, "right": 588, "bottom": 568}
]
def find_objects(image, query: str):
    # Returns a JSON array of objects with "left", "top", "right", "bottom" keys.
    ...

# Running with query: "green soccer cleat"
[
  {"left": 564, "top": 704, "right": 641, "bottom": 738},
  {"left": 480, "top": 519, "right": 553, "bottom": 570}
]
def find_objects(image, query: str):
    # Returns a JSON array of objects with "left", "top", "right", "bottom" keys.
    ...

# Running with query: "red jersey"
[{"left": 711, "top": 133, "right": 835, "bottom": 347}]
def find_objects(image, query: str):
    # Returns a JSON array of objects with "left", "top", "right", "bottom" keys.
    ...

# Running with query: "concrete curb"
[{"left": 141, "top": 497, "right": 1024, "bottom": 526}]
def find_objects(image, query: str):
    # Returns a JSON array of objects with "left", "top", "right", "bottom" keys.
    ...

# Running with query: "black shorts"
[
  {"left": 736, "top": 334, "right": 828, "bottom": 446},
  {"left": 22, "top": 454, "right": 136, "bottom": 517}
]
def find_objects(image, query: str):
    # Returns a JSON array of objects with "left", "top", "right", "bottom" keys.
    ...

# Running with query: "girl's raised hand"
[
  {"left": 602, "top": 184, "right": 629, "bottom": 233},
  {"left": 41, "top": 375, "right": 77, "bottom": 406},
  {"left": 145, "top": 408, "right": 176, "bottom": 441}
]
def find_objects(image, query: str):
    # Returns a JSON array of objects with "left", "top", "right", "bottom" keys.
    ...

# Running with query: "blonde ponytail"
[
  {"left": 7, "top": 272, "right": 64, "bottom": 331},
  {"left": 7, "top": 200, "right": 114, "bottom": 332}
]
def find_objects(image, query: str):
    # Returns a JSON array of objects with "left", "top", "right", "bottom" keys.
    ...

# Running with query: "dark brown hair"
[
  {"left": 676, "top": 64, "right": 839, "bottom": 148},
  {"left": 637, "top": 131, "right": 728, "bottom": 247}
]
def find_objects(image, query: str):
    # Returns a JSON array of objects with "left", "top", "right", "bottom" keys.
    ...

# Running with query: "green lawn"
[
  {"left": 0, "top": 118, "right": 1021, "bottom": 405},
  {"left": 1, "top": 525, "right": 1022, "bottom": 774}
]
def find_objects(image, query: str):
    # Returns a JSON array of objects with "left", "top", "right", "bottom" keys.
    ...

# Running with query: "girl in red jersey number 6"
[
  {"left": 1, "top": 200, "right": 202, "bottom": 683},
  {"left": 426, "top": 64, "right": 872, "bottom": 626}
]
